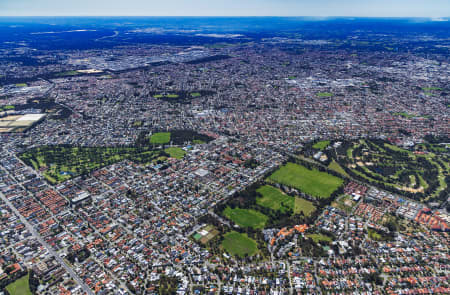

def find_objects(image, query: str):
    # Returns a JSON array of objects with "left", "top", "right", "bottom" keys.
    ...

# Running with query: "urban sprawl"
[{"left": 0, "top": 28, "right": 449, "bottom": 295}]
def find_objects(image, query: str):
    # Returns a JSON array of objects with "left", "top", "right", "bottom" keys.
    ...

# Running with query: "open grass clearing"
[
  {"left": 316, "top": 92, "right": 333, "bottom": 97},
  {"left": 294, "top": 197, "right": 316, "bottom": 216},
  {"left": 150, "top": 132, "right": 171, "bottom": 144},
  {"left": 164, "top": 147, "right": 186, "bottom": 159},
  {"left": 222, "top": 231, "right": 258, "bottom": 257},
  {"left": 223, "top": 207, "right": 268, "bottom": 229},
  {"left": 422, "top": 87, "right": 442, "bottom": 91},
  {"left": 313, "top": 140, "right": 330, "bottom": 150},
  {"left": 392, "top": 112, "right": 415, "bottom": 119},
  {"left": 307, "top": 234, "right": 333, "bottom": 243},
  {"left": 256, "top": 185, "right": 294, "bottom": 213},
  {"left": 268, "top": 162, "right": 343, "bottom": 199},
  {"left": 6, "top": 274, "right": 32, "bottom": 295}
]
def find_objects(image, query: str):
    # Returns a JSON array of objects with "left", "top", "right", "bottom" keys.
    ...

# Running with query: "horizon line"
[{"left": 0, "top": 15, "right": 449, "bottom": 18}]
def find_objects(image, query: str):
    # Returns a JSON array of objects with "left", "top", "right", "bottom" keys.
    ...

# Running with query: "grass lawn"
[
  {"left": 15, "top": 83, "right": 27, "bottom": 87},
  {"left": 346, "top": 147, "right": 354, "bottom": 159},
  {"left": 6, "top": 274, "right": 32, "bottom": 295},
  {"left": 256, "top": 185, "right": 294, "bottom": 213},
  {"left": 150, "top": 132, "right": 171, "bottom": 144},
  {"left": 294, "top": 197, "right": 316, "bottom": 216},
  {"left": 328, "top": 160, "right": 350, "bottom": 178},
  {"left": 392, "top": 112, "right": 416, "bottom": 119},
  {"left": 56, "top": 70, "right": 80, "bottom": 76},
  {"left": 132, "top": 120, "right": 143, "bottom": 127},
  {"left": 312, "top": 140, "right": 330, "bottom": 150},
  {"left": 268, "top": 162, "right": 343, "bottom": 198},
  {"left": 316, "top": 92, "right": 333, "bottom": 97},
  {"left": 164, "top": 147, "right": 186, "bottom": 159},
  {"left": 192, "top": 139, "right": 205, "bottom": 144},
  {"left": 223, "top": 207, "right": 268, "bottom": 229},
  {"left": 222, "top": 231, "right": 258, "bottom": 257},
  {"left": 307, "top": 234, "right": 333, "bottom": 243},
  {"left": 368, "top": 229, "right": 383, "bottom": 241},
  {"left": 384, "top": 143, "right": 411, "bottom": 153},
  {"left": 422, "top": 87, "right": 442, "bottom": 91},
  {"left": 166, "top": 94, "right": 179, "bottom": 98},
  {"left": 190, "top": 92, "right": 201, "bottom": 97}
]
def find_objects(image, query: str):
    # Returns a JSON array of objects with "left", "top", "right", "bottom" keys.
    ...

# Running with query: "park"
[
  {"left": 268, "top": 162, "right": 343, "bottom": 199},
  {"left": 223, "top": 207, "right": 268, "bottom": 229},
  {"left": 221, "top": 231, "right": 258, "bottom": 258}
]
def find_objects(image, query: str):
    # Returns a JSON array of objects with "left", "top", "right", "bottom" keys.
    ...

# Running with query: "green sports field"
[
  {"left": 256, "top": 185, "right": 294, "bottom": 213},
  {"left": 6, "top": 274, "right": 32, "bottom": 295},
  {"left": 150, "top": 132, "right": 171, "bottom": 144},
  {"left": 222, "top": 231, "right": 258, "bottom": 257},
  {"left": 312, "top": 140, "right": 330, "bottom": 150},
  {"left": 223, "top": 207, "right": 268, "bottom": 229},
  {"left": 164, "top": 147, "right": 186, "bottom": 159},
  {"left": 268, "top": 162, "right": 343, "bottom": 198},
  {"left": 316, "top": 92, "right": 333, "bottom": 97}
]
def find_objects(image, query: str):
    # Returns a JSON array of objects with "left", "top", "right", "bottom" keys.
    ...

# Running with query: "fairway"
[
  {"left": 6, "top": 274, "right": 32, "bottom": 295},
  {"left": 222, "top": 231, "right": 258, "bottom": 257},
  {"left": 328, "top": 160, "right": 350, "bottom": 178},
  {"left": 164, "top": 147, "right": 186, "bottom": 159},
  {"left": 223, "top": 207, "right": 268, "bottom": 229},
  {"left": 19, "top": 146, "right": 162, "bottom": 184},
  {"left": 150, "top": 132, "right": 171, "bottom": 144},
  {"left": 337, "top": 139, "right": 449, "bottom": 201},
  {"left": 256, "top": 185, "right": 294, "bottom": 213},
  {"left": 268, "top": 162, "right": 343, "bottom": 198},
  {"left": 294, "top": 197, "right": 316, "bottom": 216}
]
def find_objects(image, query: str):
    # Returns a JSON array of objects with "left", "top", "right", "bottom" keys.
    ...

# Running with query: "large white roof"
[{"left": 16, "top": 114, "right": 46, "bottom": 121}]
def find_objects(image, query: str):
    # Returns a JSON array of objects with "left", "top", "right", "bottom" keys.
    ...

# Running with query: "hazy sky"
[{"left": 0, "top": 0, "right": 449, "bottom": 17}]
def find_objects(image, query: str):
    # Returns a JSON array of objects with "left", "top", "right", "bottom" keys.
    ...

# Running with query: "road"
[
  {"left": 0, "top": 191, "right": 94, "bottom": 295},
  {"left": 208, "top": 210, "right": 232, "bottom": 228},
  {"left": 286, "top": 260, "right": 293, "bottom": 295}
]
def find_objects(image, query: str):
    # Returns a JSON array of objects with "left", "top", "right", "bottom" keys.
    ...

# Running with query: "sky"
[{"left": 0, "top": 0, "right": 449, "bottom": 17}]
